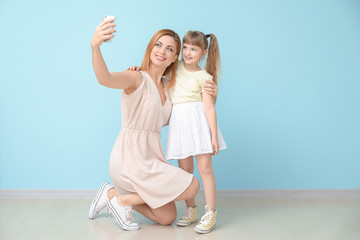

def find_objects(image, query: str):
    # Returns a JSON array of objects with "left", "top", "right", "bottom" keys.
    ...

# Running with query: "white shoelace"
[
  {"left": 95, "top": 201, "right": 107, "bottom": 214},
  {"left": 124, "top": 206, "right": 134, "bottom": 223},
  {"left": 181, "top": 207, "right": 194, "bottom": 220},
  {"left": 105, "top": 206, "right": 112, "bottom": 217},
  {"left": 95, "top": 201, "right": 114, "bottom": 217},
  {"left": 200, "top": 210, "right": 214, "bottom": 227}
]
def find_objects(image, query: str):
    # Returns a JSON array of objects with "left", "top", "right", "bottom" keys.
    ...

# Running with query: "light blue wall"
[{"left": 0, "top": 0, "right": 359, "bottom": 189}]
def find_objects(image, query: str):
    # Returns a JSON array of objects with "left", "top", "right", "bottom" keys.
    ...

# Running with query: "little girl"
[
  {"left": 166, "top": 31, "right": 226, "bottom": 234},
  {"left": 129, "top": 30, "right": 226, "bottom": 233}
]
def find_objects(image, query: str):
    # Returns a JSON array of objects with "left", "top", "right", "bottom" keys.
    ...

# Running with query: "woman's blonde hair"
[
  {"left": 182, "top": 31, "right": 221, "bottom": 84},
  {"left": 140, "top": 29, "right": 181, "bottom": 89}
]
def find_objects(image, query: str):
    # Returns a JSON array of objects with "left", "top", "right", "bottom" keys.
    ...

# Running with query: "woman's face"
[
  {"left": 150, "top": 35, "right": 178, "bottom": 68},
  {"left": 182, "top": 43, "right": 207, "bottom": 66}
]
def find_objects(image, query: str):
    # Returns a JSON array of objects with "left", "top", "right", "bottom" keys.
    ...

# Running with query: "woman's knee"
[
  {"left": 157, "top": 214, "right": 177, "bottom": 225},
  {"left": 157, "top": 208, "right": 177, "bottom": 225},
  {"left": 191, "top": 177, "right": 200, "bottom": 195},
  {"left": 154, "top": 202, "right": 177, "bottom": 225}
]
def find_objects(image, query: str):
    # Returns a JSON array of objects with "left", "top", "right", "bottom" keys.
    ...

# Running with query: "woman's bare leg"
[
  {"left": 107, "top": 189, "right": 176, "bottom": 225},
  {"left": 106, "top": 175, "right": 199, "bottom": 225},
  {"left": 132, "top": 176, "right": 200, "bottom": 225},
  {"left": 108, "top": 188, "right": 146, "bottom": 206},
  {"left": 107, "top": 188, "right": 117, "bottom": 199},
  {"left": 117, "top": 193, "right": 146, "bottom": 206},
  {"left": 133, "top": 202, "right": 177, "bottom": 225},
  {"left": 112, "top": 176, "right": 199, "bottom": 208},
  {"left": 172, "top": 176, "right": 200, "bottom": 202}
]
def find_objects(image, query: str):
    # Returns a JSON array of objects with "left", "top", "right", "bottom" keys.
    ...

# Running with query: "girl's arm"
[
  {"left": 91, "top": 19, "right": 142, "bottom": 90},
  {"left": 202, "top": 91, "right": 219, "bottom": 155}
]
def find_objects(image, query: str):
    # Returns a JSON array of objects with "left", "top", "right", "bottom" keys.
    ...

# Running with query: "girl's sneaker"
[
  {"left": 194, "top": 205, "right": 217, "bottom": 234},
  {"left": 177, "top": 206, "right": 198, "bottom": 226},
  {"left": 107, "top": 197, "right": 140, "bottom": 231},
  {"left": 88, "top": 182, "right": 114, "bottom": 219}
]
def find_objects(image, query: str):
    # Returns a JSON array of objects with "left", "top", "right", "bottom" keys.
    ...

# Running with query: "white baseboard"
[
  {"left": 0, "top": 189, "right": 96, "bottom": 199},
  {"left": 1, "top": 189, "right": 359, "bottom": 199}
]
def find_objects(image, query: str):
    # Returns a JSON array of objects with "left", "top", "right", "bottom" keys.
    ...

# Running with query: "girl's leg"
[
  {"left": 178, "top": 156, "right": 196, "bottom": 207},
  {"left": 196, "top": 154, "right": 216, "bottom": 210}
]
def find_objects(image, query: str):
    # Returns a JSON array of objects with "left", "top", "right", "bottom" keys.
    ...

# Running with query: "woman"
[{"left": 88, "top": 18, "right": 217, "bottom": 231}]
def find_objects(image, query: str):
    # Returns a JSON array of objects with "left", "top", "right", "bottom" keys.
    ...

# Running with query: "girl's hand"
[
  {"left": 212, "top": 137, "right": 219, "bottom": 156},
  {"left": 203, "top": 80, "right": 218, "bottom": 98},
  {"left": 127, "top": 66, "right": 141, "bottom": 71},
  {"left": 91, "top": 18, "right": 117, "bottom": 49}
]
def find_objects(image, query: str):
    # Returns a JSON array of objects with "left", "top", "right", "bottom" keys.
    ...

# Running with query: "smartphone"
[{"left": 104, "top": 16, "right": 115, "bottom": 43}]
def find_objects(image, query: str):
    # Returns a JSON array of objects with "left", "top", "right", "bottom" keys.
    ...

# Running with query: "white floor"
[{"left": 0, "top": 198, "right": 359, "bottom": 240}]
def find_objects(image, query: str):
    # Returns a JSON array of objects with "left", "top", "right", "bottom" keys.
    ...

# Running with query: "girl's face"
[
  {"left": 182, "top": 43, "right": 207, "bottom": 66},
  {"left": 150, "top": 35, "right": 178, "bottom": 68}
]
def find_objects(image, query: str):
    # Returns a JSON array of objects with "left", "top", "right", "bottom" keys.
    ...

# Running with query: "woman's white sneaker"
[
  {"left": 107, "top": 197, "right": 140, "bottom": 231},
  {"left": 88, "top": 182, "right": 113, "bottom": 219}
]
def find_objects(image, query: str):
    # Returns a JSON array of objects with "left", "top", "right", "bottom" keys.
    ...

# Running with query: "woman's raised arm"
[{"left": 91, "top": 19, "right": 142, "bottom": 90}]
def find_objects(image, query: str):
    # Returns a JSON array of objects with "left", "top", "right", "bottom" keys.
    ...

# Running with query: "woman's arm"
[
  {"left": 202, "top": 92, "right": 219, "bottom": 155},
  {"left": 203, "top": 80, "right": 218, "bottom": 103},
  {"left": 91, "top": 19, "right": 142, "bottom": 90}
]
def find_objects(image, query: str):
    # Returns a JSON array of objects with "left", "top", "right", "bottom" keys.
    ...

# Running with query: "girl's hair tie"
[{"left": 205, "top": 34, "right": 211, "bottom": 38}]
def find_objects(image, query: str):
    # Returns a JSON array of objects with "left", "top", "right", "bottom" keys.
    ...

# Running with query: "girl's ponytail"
[{"left": 205, "top": 34, "right": 220, "bottom": 84}]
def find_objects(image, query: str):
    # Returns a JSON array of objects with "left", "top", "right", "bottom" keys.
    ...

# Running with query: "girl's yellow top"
[{"left": 169, "top": 60, "right": 213, "bottom": 105}]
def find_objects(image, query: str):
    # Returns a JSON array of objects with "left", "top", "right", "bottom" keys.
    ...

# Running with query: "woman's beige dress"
[{"left": 109, "top": 71, "right": 193, "bottom": 209}]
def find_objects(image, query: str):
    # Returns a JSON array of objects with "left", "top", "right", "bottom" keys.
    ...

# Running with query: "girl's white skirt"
[{"left": 166, "top": 101, "right": 227, "bottom": 160}]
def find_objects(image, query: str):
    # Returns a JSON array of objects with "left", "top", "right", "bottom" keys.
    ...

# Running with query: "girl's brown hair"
[
  {"left": 140, "top": 29, "right": 181, "bottom": 89},
  {"left": 182, "top": 31, "right": 221, "bottom": 84}
]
